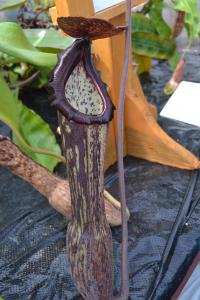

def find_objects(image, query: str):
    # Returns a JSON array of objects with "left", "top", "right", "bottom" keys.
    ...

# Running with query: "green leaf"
[
  {"left": 168, "top": 49, "right": 180, "bottom": 70},
  {"left": 0, "top": 74, "right": 63, "bottom": 171},
  {"left": 0, "top": 0, "right": 27, "bottom": 11},
  {"left": 173, "top": 0, "right": 200, "bottom": 40},
  {"left": 132, "top": 13, "right": 156, "bottom": 34},
  {"left": 13, "top": 63, "right": 28, "bottom": 77},
  {"left": 34, "top": 68, "right": 50, "bottom": 88},
  {"left": 0, "top": 52, "right": 20, "bottom": 65},
  {"left": 132, "top": 32, "right": 175, "bottom": 59},
  {"left": 149, "top": 2, "right": 172, "bottom": 38},
  {"left": 0, "top": 22, "right": 57, "bottom": 68},
  {"left": 24, "top": 28, "right": 74, "bottom": 53},
  {"left": 135, "top": 54, "right": 152, "bottom": 74},
  {"left": 8, "top": 71, "right": 19, "bottom": 84}
]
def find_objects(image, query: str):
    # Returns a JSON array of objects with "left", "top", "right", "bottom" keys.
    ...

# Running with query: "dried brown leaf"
[{"left": 57, "top": 16, "right": 126, "bottom": 40}]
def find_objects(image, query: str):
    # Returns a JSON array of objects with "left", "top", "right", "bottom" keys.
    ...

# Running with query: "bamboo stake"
[{"left": 115, "top": 1, "right": 131, "bottom": 299}]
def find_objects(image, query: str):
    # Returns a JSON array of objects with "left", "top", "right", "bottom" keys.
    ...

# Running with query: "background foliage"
[
  {"left": 132, "top": 0, "right": 200, "bottom": 93},
  {"left": 0, "top": 0, "right": 73, "bottom": 171}
]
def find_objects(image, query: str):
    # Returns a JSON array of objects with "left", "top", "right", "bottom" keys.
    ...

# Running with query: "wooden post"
[{"left": 50, "top": 0, "right": 200, "bottom": 170}]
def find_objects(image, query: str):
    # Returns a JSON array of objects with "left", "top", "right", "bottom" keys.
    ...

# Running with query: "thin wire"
[{"left": 115, "top": 0, "right": 132, "bottom": 299}]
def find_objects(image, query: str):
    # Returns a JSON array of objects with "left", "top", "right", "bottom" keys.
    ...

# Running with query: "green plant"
[
  {"left": 0, "top": 74, "right": 63, "bottom": 171},
  {"left": 0, "top": 1, "right": 73, "bottom": 171},
  {"left": 132, "top": 0, "right": 200, "bottom": 94},
  {"left": 0, "top": 0, "right": 27, "bottom": 11}
]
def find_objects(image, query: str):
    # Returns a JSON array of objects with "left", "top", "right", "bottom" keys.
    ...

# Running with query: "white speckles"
[
  {"left": 65, "top": 61, "right": 104, "bottom": 115},
  {"left": 75, "top": 145, "right": 80, "bottom": 171},
  {"left": 65, "top": 124, "right": 71, "bottom": 133},
  {"left": 66, "top": 148, "right": 73, "bottom": 161}
]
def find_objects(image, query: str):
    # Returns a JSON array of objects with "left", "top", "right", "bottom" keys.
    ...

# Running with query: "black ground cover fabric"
[{"left": 0, "top": 51, "right": 200, "bottom": 299}]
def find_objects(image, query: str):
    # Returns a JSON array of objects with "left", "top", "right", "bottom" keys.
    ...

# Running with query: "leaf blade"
[
  {"left": 173, "top": 0, "right": 200, "bottom": 40},
  {"left": 0, "top": 0, "right": 27, "bottom": 11},
  {"left": 0, "top": 74, "right": 62, "bottom": 171},
  {"left": 135, "top": 54, "right": 152, "bottom": 74},
  {"left": 132, "top": 13, "right": 156, "bottom": 34},
  {"left": 149, "top": 3, "right": 172, "bottom": 38},
  {"left": 0, "top": 22, "right": 57, "bottom": 68},
  {"left": 132, "top": 32, "right": 175, "bottom": 60},
  {"left": 24, "top": 28, "right": 74, "bottom": 52}
]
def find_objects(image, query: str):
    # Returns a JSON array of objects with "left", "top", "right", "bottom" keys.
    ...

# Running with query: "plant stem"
[
  {"left": 10, "top": 70, "right": 41, "bottom": 89},
  {"left": 2, "top": 118, "right": 65, "bottom": 163}
]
